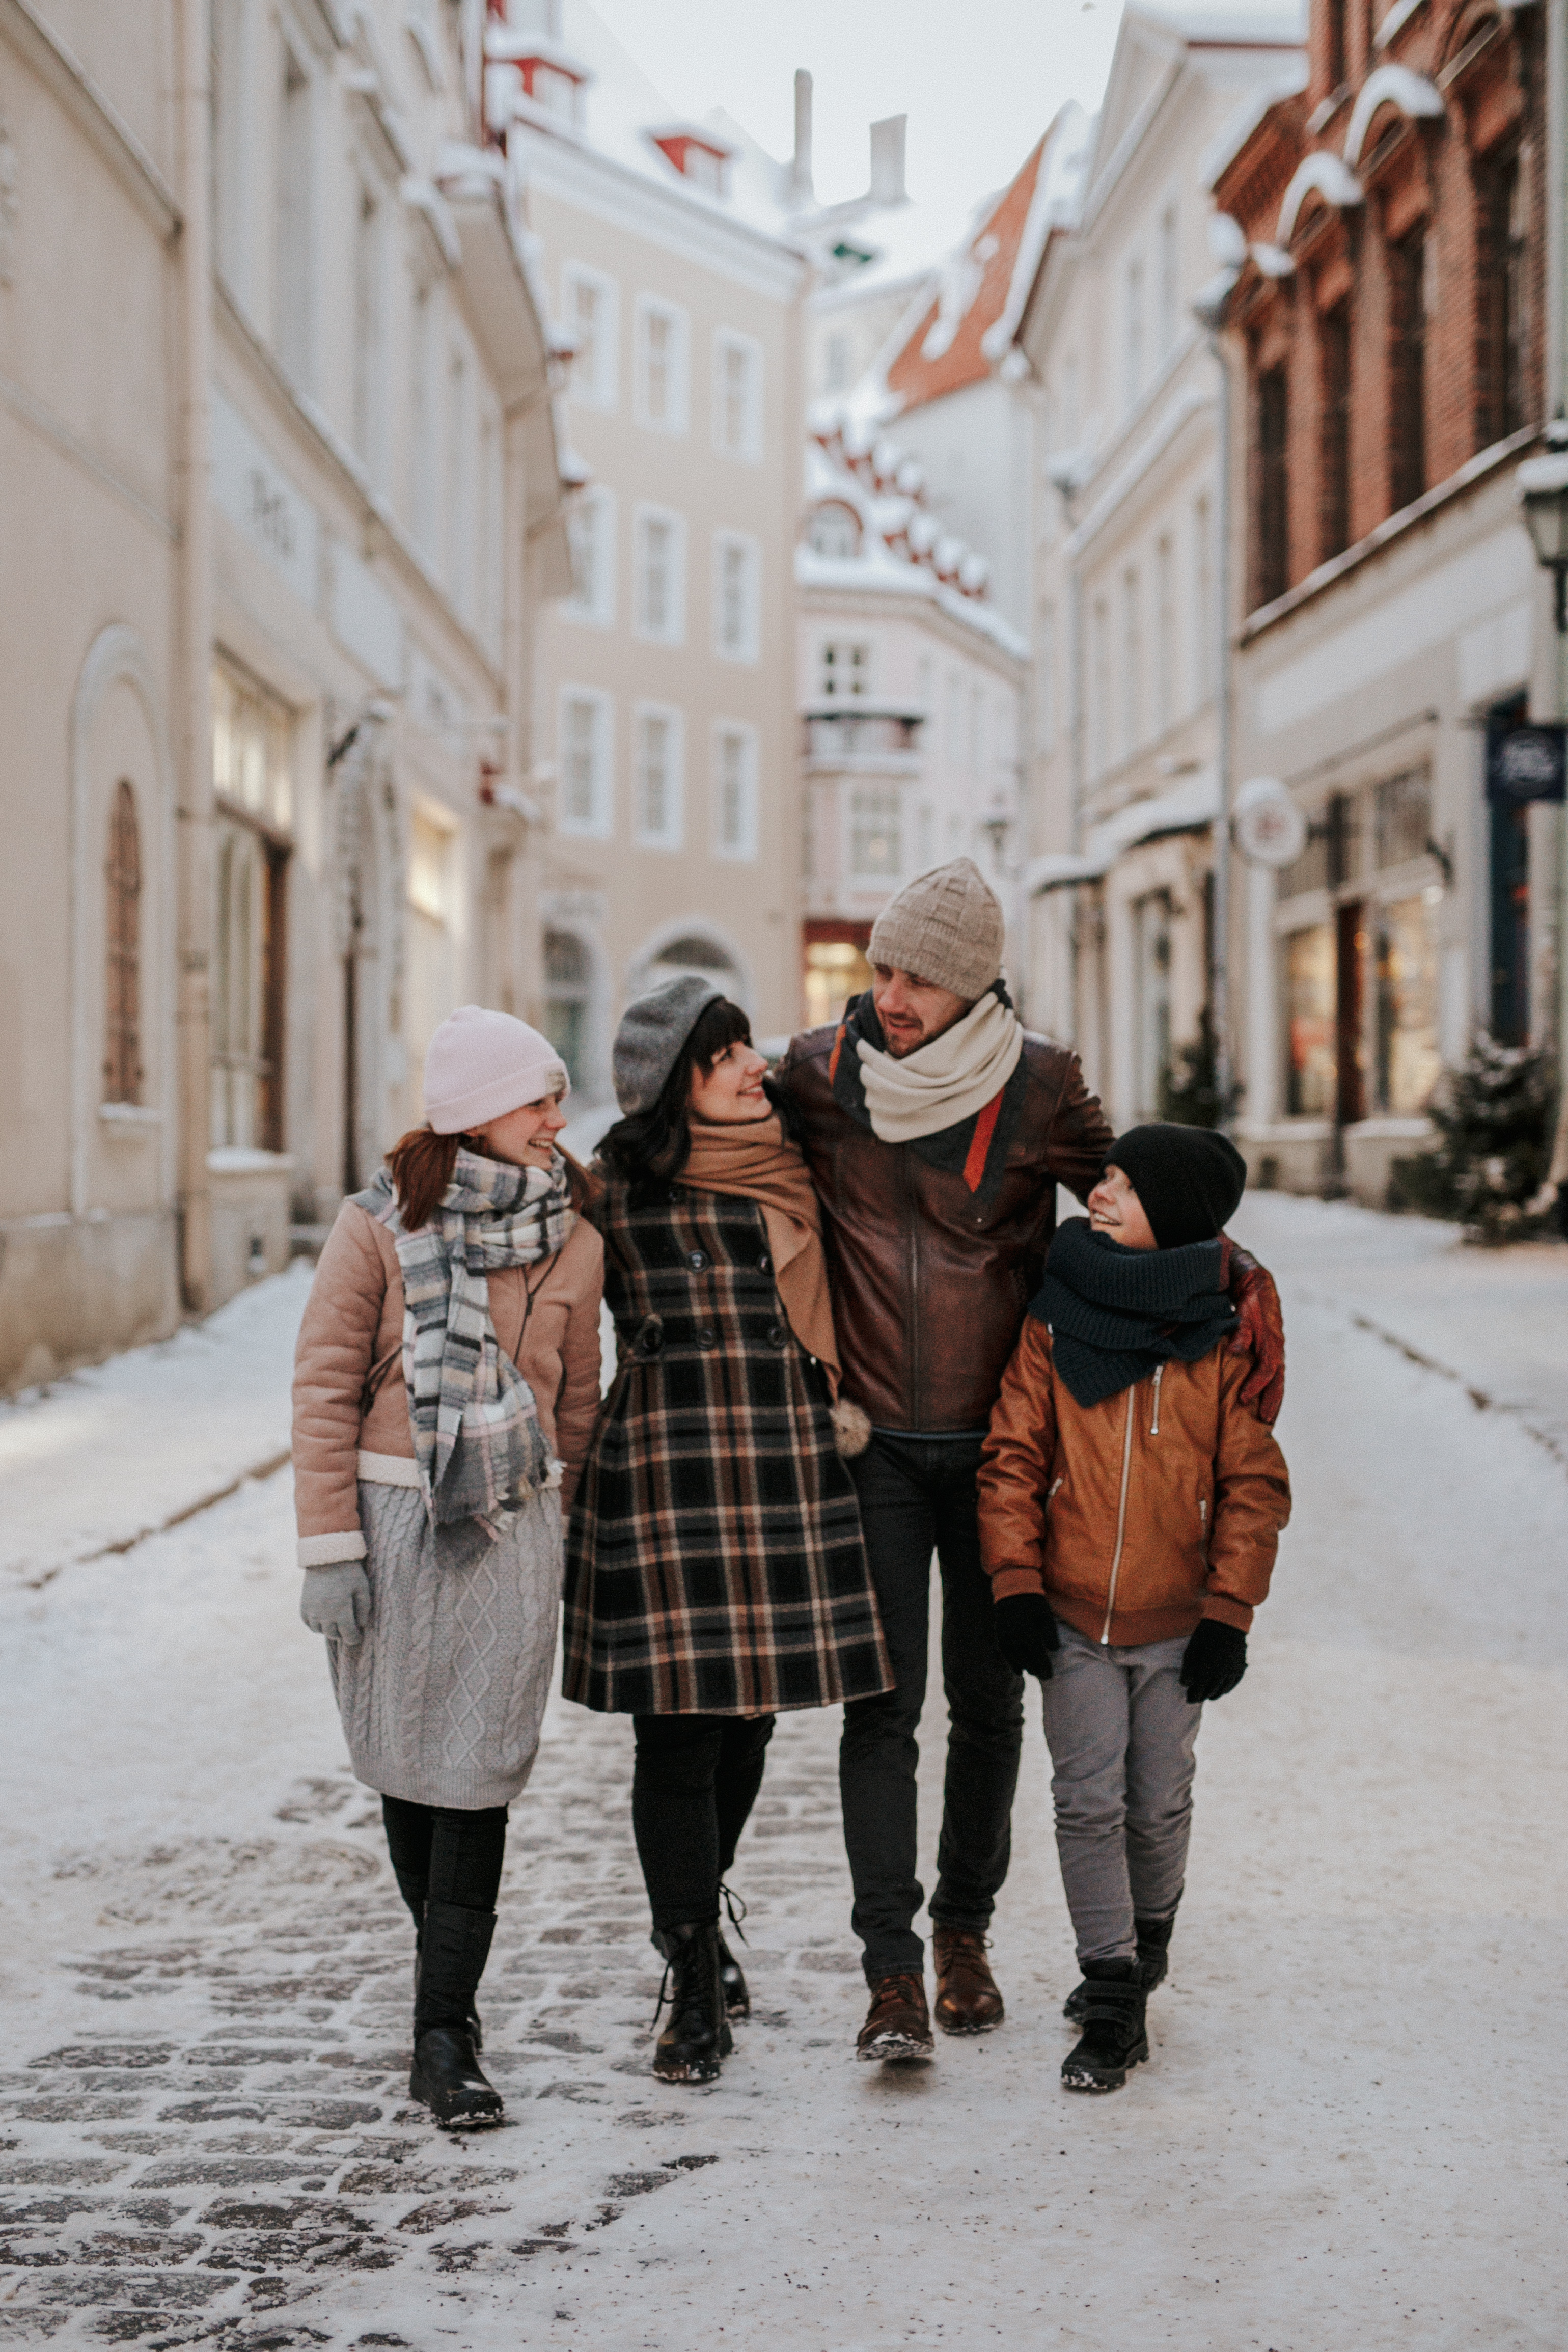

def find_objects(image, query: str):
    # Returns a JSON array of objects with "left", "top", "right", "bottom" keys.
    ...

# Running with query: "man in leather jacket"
[{"left": 775, "top": 858, "right": 1284, "bottom": 2063}]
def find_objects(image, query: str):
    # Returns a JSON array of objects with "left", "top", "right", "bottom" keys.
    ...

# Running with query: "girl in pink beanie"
[{"left": 291, "top": 1004, "right": 602, "bottom": 2127}]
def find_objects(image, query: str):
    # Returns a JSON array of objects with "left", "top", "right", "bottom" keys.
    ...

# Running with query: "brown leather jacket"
[
  {"left": 776, "top": 1024, "right": 1114, "bottom": 1433},
  {"left": 978, "top": 1317, "right": 1291, "bottom": 1646}
]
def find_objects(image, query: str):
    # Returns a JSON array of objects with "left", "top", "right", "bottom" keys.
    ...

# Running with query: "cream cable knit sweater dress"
[{"left": 292, "top": 1200, "right": 603, "bottom": 1808}]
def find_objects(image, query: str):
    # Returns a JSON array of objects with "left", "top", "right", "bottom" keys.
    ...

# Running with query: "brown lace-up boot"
[
  {"left": 856, "top": 1971, "right": 935, "bottom": 2063},
  {"left": 932, "top": 1927, "right": 1005, "bottom": 2033}
]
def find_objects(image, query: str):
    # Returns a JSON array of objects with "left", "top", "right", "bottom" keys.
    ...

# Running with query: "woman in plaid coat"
[{"left": 565, "top": 977, "right": 890, "bottom": 2083}]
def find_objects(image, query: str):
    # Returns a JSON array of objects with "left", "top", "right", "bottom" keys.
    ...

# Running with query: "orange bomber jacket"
[{"left": 978, "top": 1316, "right": 1291, "bottom": 1647}]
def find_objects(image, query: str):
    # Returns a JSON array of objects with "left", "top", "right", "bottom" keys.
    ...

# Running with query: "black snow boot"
[
  {"left": 1063, "top": 1911, "right": 1176, "bottom": 2023},
  {"left": 397, "top": 1873, "right": 483, "bottom": 2051},
  {"left": 651, "top": 1921, "right": 731, "bottom": 2083},
  {"left": 717, "top": 1931, "right": 749, "bottom": 2019},
  {"left": 408, "top": 1901, "right": 503, "bottom": 2127},
  {"left": 1061, "top": 1959, "right": 1148, "bottom": 2094}
]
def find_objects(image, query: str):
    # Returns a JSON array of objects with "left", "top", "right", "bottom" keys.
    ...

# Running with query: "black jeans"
[
  {"left": 840, "top": 1432, "right": 1025, "bottom": 1980},
  {"left": 380, "top": 1796, "right": 509, "bottom": 1917},
  {"left": 631, "top": 1713, "right": 776, "bottom": 1933}
]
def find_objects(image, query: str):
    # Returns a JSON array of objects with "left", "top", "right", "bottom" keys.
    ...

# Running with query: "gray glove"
[{"left": 299, "top": 1562, "right": 372, "bottom": 1645}]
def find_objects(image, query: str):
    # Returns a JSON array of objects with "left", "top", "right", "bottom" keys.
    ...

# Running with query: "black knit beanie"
[{"left": 1104, "top": 1123, "right": 1247, "bottom": 1250}]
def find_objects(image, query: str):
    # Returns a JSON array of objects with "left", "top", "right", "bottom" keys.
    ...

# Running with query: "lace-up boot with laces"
[
  {"left": 652, "top": 1921, "right": 731, "bottom": 2083},
  {"left": 856, "top": 1971, "right": 935, "bottom": 2063}
]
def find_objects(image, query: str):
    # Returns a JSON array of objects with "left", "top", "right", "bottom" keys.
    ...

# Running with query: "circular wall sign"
[{"left": 1232, "top": 776, "right": 1307, "bottom": 868}]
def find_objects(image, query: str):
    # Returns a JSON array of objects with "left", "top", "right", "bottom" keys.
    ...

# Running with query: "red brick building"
[
  {"left": 1213, "top": 0, "right": 1558, "bottom": 1203},
  {"left": 1217, "top": 0, "right": 1546, "bottom": 608}
]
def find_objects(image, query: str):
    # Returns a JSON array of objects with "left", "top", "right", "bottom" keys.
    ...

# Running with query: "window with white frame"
[
  {"left": 635, "top": 295, "right": 690, "bottom": 433},
  {"left": 557, "top": 688, "right": 613, "bottom": 838},
  {"left": 712, "top": 722, "right": 759, "bottom": 859},
  {"left": 713, "top": 532, "right": 760, "bottom": 662},
  {"left": 563, "top": 262, "right": 618, "bottom": 409},
  {"left": 275, "top": 43, "right": 313, "bottom": 386},
  {"left": 820, "top": 640, "right": 872, "bottom": 700},
  {"left": 352, "top": 177, "right": 386, "bottom": 478},
  {"left": 1120, "top": 567, "right": 1142, "bottom": 758},
  {"left": 1123, "top": 254, "right": 1144, "bottom": 411},
  {"left": 408, "top": 277, "right": 438, "bottom": 557},
  {"left": 850, "top": 787, "right": 901, "bottom": 880},
  {"left": 1192, "top": 494, "right": 1214, "bottom": 703},
  {"left": 713, "top": 329, "right": 762, "bottom": 460},
  {"left": 635, "top": 506, "right": 686, "bottom": 642},
  {"left": 1158, "top": 202, "right": 1180, "bottom": 359},
  {"left": 1154, "top": 535, "right": 1174, "bottom": 734},
  {"left": 635, "top": 704, "right": 684, "bottom": 848},
  {"left": 1036, "top": 604, "right": 1056, "bottom": 752},
  {"left": 564, "top": 486, "right": 616, "bottom": 626}
]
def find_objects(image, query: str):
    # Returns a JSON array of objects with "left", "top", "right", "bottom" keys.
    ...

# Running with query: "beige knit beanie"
[{"left": 868, "top": 858, "right": 1005, "bottom": 1001}]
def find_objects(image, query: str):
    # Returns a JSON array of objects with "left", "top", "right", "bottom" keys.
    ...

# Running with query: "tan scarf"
[
  {"left": 855, "top": 987, "right": 1024, "bottom": 1144},
  {"left": 680, "top": 1114, "right": 842, "bottom": 1392}
]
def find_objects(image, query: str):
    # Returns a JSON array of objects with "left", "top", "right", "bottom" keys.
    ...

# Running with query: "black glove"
[
  {"left": 1179, "top": 1618, "right": 1247, "bottom": 1703},
  {"left": 994, "top": 1592, "right": 1060, "bottom": 1680}
]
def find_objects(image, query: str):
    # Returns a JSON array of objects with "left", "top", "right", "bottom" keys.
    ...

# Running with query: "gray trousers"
[{"left": 1039, "top": 1621, "right": 1203, "bottom": 1964}]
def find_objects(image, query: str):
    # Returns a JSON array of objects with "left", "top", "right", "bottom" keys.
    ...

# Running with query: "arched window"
[
  {"left": 543, "top": 928, "right": 591, "bottom": 1089},
  {"left": 103, "top": 779, "right": 143, "bottom": 1104}
]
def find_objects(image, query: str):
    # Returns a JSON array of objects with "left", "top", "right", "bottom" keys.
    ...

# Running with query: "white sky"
[{"left": 589, "top": 0, "right": 1127, "bottom": 218}]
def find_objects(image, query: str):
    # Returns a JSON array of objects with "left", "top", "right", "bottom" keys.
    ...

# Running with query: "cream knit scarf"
[{"left": 855, "top": 987, "right": 1024, "bottom": 1145}]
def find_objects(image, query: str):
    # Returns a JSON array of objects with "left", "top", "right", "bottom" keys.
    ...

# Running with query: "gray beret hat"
[{"left": 612, "top": 973, "right": 725, "bottom": 1115}]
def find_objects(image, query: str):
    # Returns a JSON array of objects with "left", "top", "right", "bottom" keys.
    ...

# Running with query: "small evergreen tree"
[
  {"left": 1389, "top": 1035, "right": 1556, "bottom": 1242},
  {"left": 1159, "top": 1006, "right": 1243, "bottom": 1130}
]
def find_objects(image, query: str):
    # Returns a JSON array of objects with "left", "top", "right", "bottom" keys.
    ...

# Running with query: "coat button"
[
  {"left": 767, "top": 1323, "right": 788, "bottom": 1349},
  {"left": 696, "top": 1326, "right": 717, "bottom": 1350},
  {"left": 687, "top": 1249, "right": 710, "bottom": 1272}
]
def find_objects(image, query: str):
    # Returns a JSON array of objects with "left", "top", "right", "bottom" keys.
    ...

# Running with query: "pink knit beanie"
[{"left": 423, "top": 1006, "right": 570, "bottom": 1135}]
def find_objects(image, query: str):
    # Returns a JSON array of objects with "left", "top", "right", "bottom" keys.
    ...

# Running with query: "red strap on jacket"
[
  {"left": 828, "top": 1022, "right": 847, "bottom": 1087},
  {"left": 962, "top": 1089, "right": 1003, "bottom": 1192}
]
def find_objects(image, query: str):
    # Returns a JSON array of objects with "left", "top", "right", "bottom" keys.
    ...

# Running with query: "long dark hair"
[
  {"left": 599, "top": 996, "right": 762, "bottom": 1195},
  {"left": 386, "top": 1122, "right": 590, "bottom": 1233}
]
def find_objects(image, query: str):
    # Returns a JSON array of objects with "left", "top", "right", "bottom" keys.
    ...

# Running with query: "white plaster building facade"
[
  {"left": 1014, "top": 2, "right": 1305, "bottom": 1131},
  {"left": 488, "top": 1, "right": 807, "bottom": 1091},
  {"left": 797, "top": 426, "right": 1027, "bottom": 1025},
  {"left": 0, "top": 0, "right": 567, "bottom": 1390}
]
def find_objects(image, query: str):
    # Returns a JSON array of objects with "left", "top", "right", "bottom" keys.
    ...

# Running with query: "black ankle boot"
[
  {"left": 1061, "top": 1959, "right": 1148, "bottom": 2094},
  {"left": 1063, "top": 1910, "right": 1177, "bottom": 2023},
  {"left": 409, "top": 1902, "right": 502, "bottom": 2127},
  {"left": 651, "top": 1921, "right": 731, "bottom": 2083},
  {"left": 717, "top": 1932, "right": 749, "bottom": 2019}
]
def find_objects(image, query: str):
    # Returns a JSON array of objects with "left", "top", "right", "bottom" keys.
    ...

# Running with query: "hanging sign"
[
  {"left": 1486, "top": 718, "right": 1567, "bottom": 805},
  {"left": 1232, "top": 776, "right": 1308, "bottom": 867}
]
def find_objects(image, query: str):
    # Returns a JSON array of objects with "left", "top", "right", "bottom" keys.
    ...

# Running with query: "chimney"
[
  {"left": 791, "top": 69, "right": 814, "bottom": 204},
  {"left": 869, "top": 114, "right": 906, "bottom": 205}
]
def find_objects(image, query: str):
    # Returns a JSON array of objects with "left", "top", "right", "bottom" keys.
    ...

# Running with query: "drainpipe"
[
  {"left": 173, "top": 0, "right": 213, "bottom": 1312},
  {"left": 1192, "top": 265, "right": 1242, "bottom": 1132},
  {"left": 1546, "top": 0, "right": 1568, "bottom": 1216}
]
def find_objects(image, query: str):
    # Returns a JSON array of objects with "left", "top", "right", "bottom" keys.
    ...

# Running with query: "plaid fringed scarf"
[{"left": 354, "top": 1149, "right": 574, "bottom": 1541}]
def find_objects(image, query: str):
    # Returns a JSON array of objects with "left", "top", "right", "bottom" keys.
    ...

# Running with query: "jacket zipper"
[
  {"left": 1150, "top": 1363, "right": 1163, "bottom": 1435},
  {"left": 1099, "top": 1387, "right": 1136, "bottom": 1644},
  {"left": 904, "top": 1144, "right": 922, "bottom": 1430}
]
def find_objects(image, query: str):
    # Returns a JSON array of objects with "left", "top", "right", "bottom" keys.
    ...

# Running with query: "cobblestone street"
[{"left": 4, "top": 1197, "right": 1567, "bottom": 2348}]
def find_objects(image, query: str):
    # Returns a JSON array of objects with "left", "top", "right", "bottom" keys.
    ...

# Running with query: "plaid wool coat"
[{"left": 562, "top": 1174, "right": 892, "bottom": 1716}]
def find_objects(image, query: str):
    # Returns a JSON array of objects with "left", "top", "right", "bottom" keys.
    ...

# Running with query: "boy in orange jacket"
[{"left": 977, "top": 1124, "right": 1290, "bottom": 2092}]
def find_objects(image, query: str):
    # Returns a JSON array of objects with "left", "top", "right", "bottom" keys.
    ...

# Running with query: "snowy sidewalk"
[
  {"left": 0, "top": 1266, "right": 314, "bottom": 1587},
  {"left": 1, "top": 1196, "right": 1565, "bottom": 2348}
]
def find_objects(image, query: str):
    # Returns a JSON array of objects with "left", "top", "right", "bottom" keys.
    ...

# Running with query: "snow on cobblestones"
[{"left": 1, "top": 1197, "right": 1565, "bottom": 2346}]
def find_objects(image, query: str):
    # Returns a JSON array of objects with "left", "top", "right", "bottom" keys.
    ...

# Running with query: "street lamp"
[
  {"left": 1516, "top": 419, "right": 1568, "bottom": 634},
  {"left": 1516, "top": 416, "right": 1568, "bottom": 1233}
]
